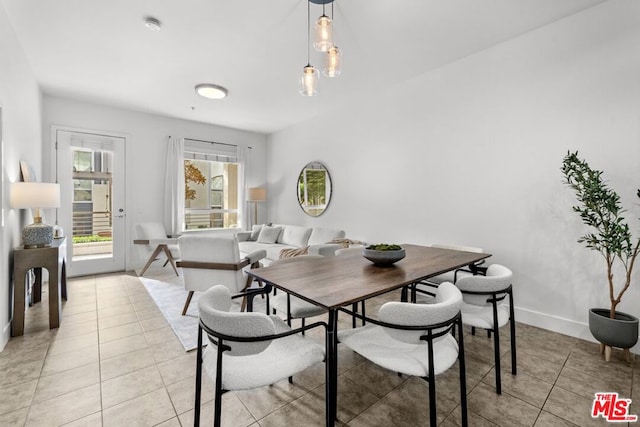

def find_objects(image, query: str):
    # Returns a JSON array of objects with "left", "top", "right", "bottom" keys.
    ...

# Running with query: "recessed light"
[
  {"left": 144, "top": 17, "right": 162, "bottom": 31},
  {"left": 195, "top": 84, "right": 228, "bottom": 100}
]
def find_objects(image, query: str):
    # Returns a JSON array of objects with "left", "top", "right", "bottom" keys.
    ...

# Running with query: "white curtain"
[
  {"left": 237, "top": 145, "right": 248, "bottom": 231},
  {"left": 164, "top": 136, "right": 185, "bottom": 235}
]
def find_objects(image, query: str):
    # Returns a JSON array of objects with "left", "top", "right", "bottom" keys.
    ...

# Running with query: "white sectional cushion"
[
  {"left": 308, "top": 227, "right": 345, "bottom": 245},
  {"left": 237, "top": 241, "right": 265, "bottom": 256},
  {"left": 277, "top": 225, "right": 312, "bottom": 247},
  {"left": 257, "top": 225, "right": 282, "bottom": 244}
]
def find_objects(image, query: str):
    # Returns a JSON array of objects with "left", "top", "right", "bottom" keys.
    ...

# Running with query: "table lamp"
[
  {"left": 10, "top": 182, "right": 61, "bottom": 248},
  {"left": 247, "top": 187, "right": 266, "bottom": 228}
]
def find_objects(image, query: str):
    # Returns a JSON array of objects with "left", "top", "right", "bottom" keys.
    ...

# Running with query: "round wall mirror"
[{"left": 297, "top": 161, "right": 332, "bottom": 217}]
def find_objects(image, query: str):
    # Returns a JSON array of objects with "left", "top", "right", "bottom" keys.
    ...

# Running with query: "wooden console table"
[{"left": 12, "top": 237, "right": 67, "bottom": 336}]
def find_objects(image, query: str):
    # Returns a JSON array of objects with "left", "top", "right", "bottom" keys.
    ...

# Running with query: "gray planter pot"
[{"left": 589, "top": 308, "right": 639, "bottom": 349}]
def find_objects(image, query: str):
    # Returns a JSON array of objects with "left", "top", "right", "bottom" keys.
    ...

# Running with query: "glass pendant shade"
[
  {"left": 313, "top": 15, "right": 333, "bottom": 52},
  {"left": 323, "top": 46, "right": 341, "bottom": 77},
  {"left": 299, "top": 65, "right": 319, "bottom": 96}
]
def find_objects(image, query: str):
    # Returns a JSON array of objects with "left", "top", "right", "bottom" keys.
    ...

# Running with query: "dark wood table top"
[{"left": 247, "top": 244, "right": 491, "bottom": 309}]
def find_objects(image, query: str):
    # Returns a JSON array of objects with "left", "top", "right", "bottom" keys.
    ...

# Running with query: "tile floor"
[{"left": 0, "top": 269, "right": 637, "bottom": 426}]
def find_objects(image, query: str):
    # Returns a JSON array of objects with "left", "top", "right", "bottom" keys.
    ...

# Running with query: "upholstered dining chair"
[
  {"left": 455, "top": 263, "right": 516, "bottom": 395},
  {"left": 176, "top": 235, "right": 266, "bottom": 316},
  {"left": 133, "top": 222, "right": 180, "bottom": 277},
  {"left": 411, "top": 243, "right": 485, "bottom": 303},
  {"left": 194, "top": 285, "right": 326, "bottom": 427},
  {"left": 338, "top": 282, "right": 468, "bottom": 427},
  {"left": 270, "top": 256, "right": 326, "bottom": 330}
]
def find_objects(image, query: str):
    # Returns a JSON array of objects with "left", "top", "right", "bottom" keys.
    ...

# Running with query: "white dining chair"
[
  {"left": 455, "top": 263, "right": 516, "bottom": 394},
  {"left": 412, "top": 243, "right": 485, "bottom": 303},
  {"left": 338, "top": 282, "right": 468, "bottom": 426},
  {"left": 270, "top": 255, "right": 327, "bottom": 330},
  {"left": 194, "top": 285, "right": 326, "bottom": 427}
]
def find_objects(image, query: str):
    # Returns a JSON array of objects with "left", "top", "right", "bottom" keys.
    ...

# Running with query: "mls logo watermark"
[{"left": 592, "top": 392, "right": 638, "bottom": 422}]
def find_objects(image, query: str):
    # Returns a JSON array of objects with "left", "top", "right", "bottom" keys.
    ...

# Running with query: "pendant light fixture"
[
  {"left": 300, "top": 0, "right": 319, "bottom": 96},
  {"left": 300, "top": 0, "right": 341, "bottom": 95},
  {"left": 313, "top": 5, "right": 333, "bottom": 52},
  {"left": 322, "top": 1, "right": 341, "bottom": 77},
  {"left": 323, "top": 46, "right": 341, "bottom": 77}
]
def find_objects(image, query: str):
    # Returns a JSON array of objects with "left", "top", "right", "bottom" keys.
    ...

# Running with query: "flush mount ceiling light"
[
  {"left": 144, "top": 17, "right": 162, "bottom": 31},
  {"left": 300, "top": 0, "right": 341, "bottom": 96},
  {"left": 195, "top": 84, "right": 228, "bottom": 100}
]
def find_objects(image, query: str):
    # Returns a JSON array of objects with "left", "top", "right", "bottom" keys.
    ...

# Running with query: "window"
[{"left": 183, "top": 139, "right": 239, "bottom": 230}]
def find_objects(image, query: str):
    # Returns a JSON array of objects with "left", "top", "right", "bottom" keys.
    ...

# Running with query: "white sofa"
[{"left": 237, "top": 223, "right": 345, "bottom": 266}]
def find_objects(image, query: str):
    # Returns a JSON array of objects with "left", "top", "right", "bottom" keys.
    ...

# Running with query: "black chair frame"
[
  {"left": 459, "top": 284, "right": 516, "bottom": 395},
  {"left": 271, "top": 288, "right": 366, "bottom": 331},
  {"left": 338, "top": 307, "right": 468, "bottom": 427},
  {"left": 194, "top": 290, "right": 328, "bottom": 427},
  {"left": 409, "top": 263, "right": 488, "bottom": 303}
]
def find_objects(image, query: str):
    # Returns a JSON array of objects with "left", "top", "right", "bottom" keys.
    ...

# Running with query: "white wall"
[
  {"left": 0, "top": 4, "right": 43, "bottom": 350},
  {"left": 42, "top": 96, "right": 268, "bottom": 270},
  {"left": 268, "top": 1, "right": 640, "bottom": 349}
]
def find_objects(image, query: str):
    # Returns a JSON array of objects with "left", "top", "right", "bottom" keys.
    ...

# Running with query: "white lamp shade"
[
  {"left": 248, "top": 187, "right": 267, "bottom": 202},
  {"left": 10, "top": 182, "right": 61, "bottom": 209}
]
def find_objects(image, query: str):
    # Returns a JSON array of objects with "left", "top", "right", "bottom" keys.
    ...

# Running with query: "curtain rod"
[{"left": 171, "top": 136, "right": 252, "bottom": 149}]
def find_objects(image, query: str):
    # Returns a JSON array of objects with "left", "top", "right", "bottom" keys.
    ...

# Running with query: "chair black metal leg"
[
  {"left": 301, "top": 317, "right": 306, "bottom": 336},
  {"left": 471, "top": 326, "right": 476, "bottom": 336},
  {"left": 427, "top": 333, "right": 437, "bottom": 427},
  {"left": 401, "top": 286, "right": 408, "bottom": 302},
  {"left": 492, "top": 302, "right": 502, "bottom": 394},
  {"left": 214, "top": 339, "right": 225, "bottom": 427},
  {"left": 194, "top": 325, "right": 203, "bottom": 426},
  {"left": 361, "top": 301, "right": 366, "bottom": 326},
  {"left": 458, "top": 317, "right": 468, "bottom": 427},
  {"left": 286, "top": 294, "right": 292, "bottom": 326},
  {"left": 509, "top": 289, "right": 517, "bottom": 375}
]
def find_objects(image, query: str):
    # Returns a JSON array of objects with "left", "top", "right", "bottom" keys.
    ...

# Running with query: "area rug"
[
  {"left": 140, "top": 276, "right": 202, "bottom": 351},
  {"left": 140, "top": 273, "right": 268, "bottom": 352}
]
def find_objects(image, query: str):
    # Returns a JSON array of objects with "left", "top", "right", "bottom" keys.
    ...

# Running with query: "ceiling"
[{"left": 3, "top": 0, "right": 605, "bottom": 134}]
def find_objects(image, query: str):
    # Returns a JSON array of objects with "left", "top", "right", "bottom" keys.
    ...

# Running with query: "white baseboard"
[
  {"left": 0, "top": 322, "right": 10, "bottom": 352},
  {"left": 515, "top": 307, "right": 640, "bottom": 355}
]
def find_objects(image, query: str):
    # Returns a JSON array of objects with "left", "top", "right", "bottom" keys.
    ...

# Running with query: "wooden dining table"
[{"left": 246, "top": 244, "right": 491, "bottom": 426}]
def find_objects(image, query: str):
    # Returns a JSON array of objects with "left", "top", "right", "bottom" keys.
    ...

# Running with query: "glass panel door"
[{"left": 56, "top": 129, "right": 126, "bottom": 276}]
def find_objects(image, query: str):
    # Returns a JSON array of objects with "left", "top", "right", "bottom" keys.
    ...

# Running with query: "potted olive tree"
[{"left": 561, "top": 151, "right": 640, "bottom": 362}]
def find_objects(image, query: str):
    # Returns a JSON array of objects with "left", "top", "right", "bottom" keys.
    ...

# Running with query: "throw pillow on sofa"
[
  {"left": 257, "top": 225, "right": 282, "bottom": 244},
  {"left": 249, "top": 224, "right": 263, "bottom": 241}
]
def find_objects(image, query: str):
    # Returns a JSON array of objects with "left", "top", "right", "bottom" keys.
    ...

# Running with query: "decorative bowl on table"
[{"left": 363, "top": 244, "right": 406, "bottom": 266}]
